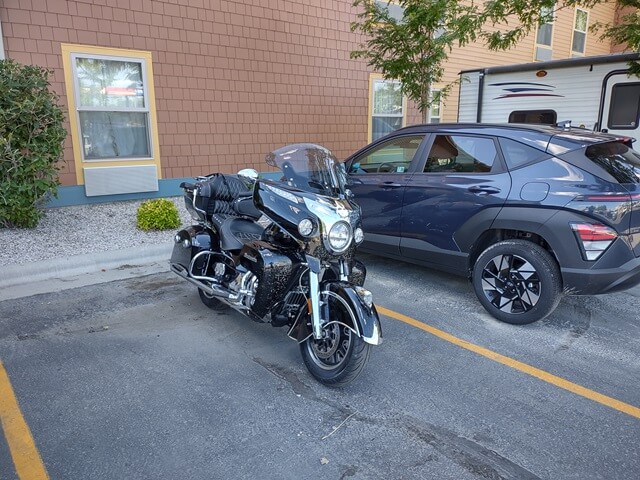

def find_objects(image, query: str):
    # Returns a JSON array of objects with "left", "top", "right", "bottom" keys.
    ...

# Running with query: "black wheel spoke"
[{"left": 482, "top": 253, "right": 542, "bottom": 314}]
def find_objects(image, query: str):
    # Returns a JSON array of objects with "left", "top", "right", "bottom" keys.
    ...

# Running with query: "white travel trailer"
[{"left": 458, "top": 52, "right": 640, "bottom": 143}]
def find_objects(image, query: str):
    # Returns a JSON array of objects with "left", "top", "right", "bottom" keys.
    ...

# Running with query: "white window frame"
[
  {"left": 369, "top": 75, "right": 407, "bottom": 142},
  {"left": 534, "top": 4, "right": 555, "bottom": 61},
  {"left": 571, "top": 8, "right": 589, "bottom": 57},
  {"left": 429, "top": 88, "right": 442, "bottom": 124},
  {"left": 70, "top": 52, "right": 153, "bottom": 162}
]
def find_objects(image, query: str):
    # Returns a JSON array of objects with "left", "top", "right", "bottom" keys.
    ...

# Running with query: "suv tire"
[{"left": 472, "top": 240, "right": 562, "bottom": 324}]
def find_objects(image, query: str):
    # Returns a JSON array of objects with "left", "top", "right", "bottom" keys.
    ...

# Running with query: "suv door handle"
[
  {"left": 468, "top": 185, "right": 501, "bottom": 195},
  {"left": 379, "top": 181, "right": 403, "bottom": 189}
]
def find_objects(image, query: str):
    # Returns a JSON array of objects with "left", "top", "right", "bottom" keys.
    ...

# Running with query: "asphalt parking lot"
[{"left": 1, "top": 253, "right": 639, "bottom": 479}]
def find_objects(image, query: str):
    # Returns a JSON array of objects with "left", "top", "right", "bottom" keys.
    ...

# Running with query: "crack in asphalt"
[
  {"left": 338, "top": 465, "right": 358, "bottom": 479},
  {"left": 252, "top": 357, "right": 540, "bottom": 480},
  {"left": 401, "top": 418, "right": 541, "bottom": 480}
]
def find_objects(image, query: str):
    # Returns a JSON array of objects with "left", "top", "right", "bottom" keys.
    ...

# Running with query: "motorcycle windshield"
[{"left": 265, "top": 144, "right": 347, "bottom": 196}]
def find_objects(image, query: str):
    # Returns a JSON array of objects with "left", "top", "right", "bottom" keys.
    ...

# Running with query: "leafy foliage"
[
  {"left": 0, "top": 59, "right": 66, "bottom": 228},
  {"left": 351, "top": 0, "right": 639, "bottom": 121},
  {"left": 594, "top": 0, "right": 640, "bottom": 76},
  {"left": 136, "top": 198, "right": 180, "bottom": 231},
  {"left": 351, "top": 0, "right": 484, "bottom": 122}
]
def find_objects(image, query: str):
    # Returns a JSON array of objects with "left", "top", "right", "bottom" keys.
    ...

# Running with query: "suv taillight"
[{"left": 570, "top": 223, "right": 618, "bottom": 261}]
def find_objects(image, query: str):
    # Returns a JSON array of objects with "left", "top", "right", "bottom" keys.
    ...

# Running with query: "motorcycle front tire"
[{"left": 300, "top": 324, "right": 370, "bottom": 387}]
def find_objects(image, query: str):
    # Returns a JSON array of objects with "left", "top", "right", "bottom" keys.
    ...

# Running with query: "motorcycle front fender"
[{"left": 325, "top": 282, "right": 382, "bottom": 346}]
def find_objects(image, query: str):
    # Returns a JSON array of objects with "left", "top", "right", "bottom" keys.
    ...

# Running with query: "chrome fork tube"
[
  {"left": 339, "top": 259, "right": 349, "bottom": 281},
  {"left": 309, "top": 269, "right": 322, "bottom": 339}
]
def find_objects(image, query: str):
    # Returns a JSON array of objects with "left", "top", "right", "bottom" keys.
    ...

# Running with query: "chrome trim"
[
  {"left": 321, "top": 290, "right": 361, "bottom": 337},
  {"left": 363, "top": 318, "right": 382, "bottom": 346},
  {"left": 339, "top": 259, "right": 349, "bottom": 282},
  {"left": 310, "top": 269, "right": 322, "bottom": 339}
]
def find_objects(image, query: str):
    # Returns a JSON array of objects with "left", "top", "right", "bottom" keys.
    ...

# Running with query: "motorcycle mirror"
[{"left": 237, "top": 168, "right": 259, "bottom": 180}]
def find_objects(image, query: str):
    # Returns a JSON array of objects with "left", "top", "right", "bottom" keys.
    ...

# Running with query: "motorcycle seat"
[
  {"left": 195, "top": 174, "right": 256, "bottom": 219},
  {"left": 211, "top": 214, "right": 264, "bottom": 251}
]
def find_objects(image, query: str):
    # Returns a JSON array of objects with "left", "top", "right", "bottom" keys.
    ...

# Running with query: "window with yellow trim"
[{"left": 72, "top": 54, "right": 152, "bottom": 161}]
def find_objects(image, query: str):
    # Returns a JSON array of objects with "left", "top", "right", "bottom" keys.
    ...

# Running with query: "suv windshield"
[
  {"left": 265, "top": 143, "right": 347, "bottom": 196},
  {"left": 585, "top": 142, "right": 640, "bottom": 184}
]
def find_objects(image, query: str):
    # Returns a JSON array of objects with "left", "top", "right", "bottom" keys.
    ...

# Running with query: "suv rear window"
[{"left": 585, "top": 142, "right": 640, "bottom": 183}]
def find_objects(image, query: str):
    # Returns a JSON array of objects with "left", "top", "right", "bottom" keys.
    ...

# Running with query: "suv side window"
[
  {"left": 424, "top": 135, "right": 497, "bottom": 173},
  {"left": 350, "top": 135, "right": 425, "bottom": 174},
  {"left": 498, "top": 138, "right": 547, "bottom": 170}
]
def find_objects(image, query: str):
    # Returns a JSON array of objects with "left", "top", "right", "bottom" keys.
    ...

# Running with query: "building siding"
[{"left": 0, "top": 0, "right": 623, "bottom": 189}]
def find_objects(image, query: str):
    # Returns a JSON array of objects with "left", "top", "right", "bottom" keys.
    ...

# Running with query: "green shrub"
[
  {"left": 136, "top": 198, "right": 181, "bottom": 231},
  {"left": 0, "top": 59, "right": 67, "bottom": 228}
]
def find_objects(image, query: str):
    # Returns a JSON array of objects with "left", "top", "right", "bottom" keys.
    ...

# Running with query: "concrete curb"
[{"left": 0, "top": 243, "right": 173, "bottom": 289}]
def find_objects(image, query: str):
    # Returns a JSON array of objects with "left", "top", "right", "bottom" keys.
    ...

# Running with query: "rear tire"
[
  {"left": 300, "top": 294, "right": 370, "bottom": 386},
  {"left": 472, "top": 240, "right": 562, "bottom": 325},
  {"left": 198, "top": 288, "right": 228, "bottom": 311}
]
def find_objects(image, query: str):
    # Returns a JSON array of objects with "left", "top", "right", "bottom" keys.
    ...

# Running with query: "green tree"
[
  {"left": 595, "top": 0, "right": 640, "bottom": 75},
  {"left": 481, "top": 0, "right": 639, "bottom": 71},
  {"left": 0, "top": 60, "right": 67, "bottom": 228},
  {"left": 351, "top": 0, "right": 484, "bottom": 123},
  {"left": 351, "top": 1, "right": 639, "bottom": 122}
]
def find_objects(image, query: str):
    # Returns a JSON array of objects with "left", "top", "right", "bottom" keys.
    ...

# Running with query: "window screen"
[{"left": 607, "top": 83, "right": 640, "bottom": 129}]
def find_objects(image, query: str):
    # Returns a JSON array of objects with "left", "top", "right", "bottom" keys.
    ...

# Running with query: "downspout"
[
  {"left": 476, "top": 71, "right": 485, "bottom": 123},
  {"left": 0, "top": 17, "right": 5, "bottom": 59}
]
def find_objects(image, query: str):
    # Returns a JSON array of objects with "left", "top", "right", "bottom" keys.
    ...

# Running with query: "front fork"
[{"left": 306, "top": 255, "right": 350, "bottom": 340}]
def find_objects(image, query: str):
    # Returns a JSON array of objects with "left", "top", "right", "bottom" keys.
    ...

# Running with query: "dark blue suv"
[{"left": 345, "top": 124, "right": 640, "bottom": 324}]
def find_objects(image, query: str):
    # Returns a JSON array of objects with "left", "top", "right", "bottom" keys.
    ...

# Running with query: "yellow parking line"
[
  {"left": 377, "top": 306, "right": 640, "bottom": 420},
  {"left": 0, "top": 361, "right": 49, "bottom": 480}
]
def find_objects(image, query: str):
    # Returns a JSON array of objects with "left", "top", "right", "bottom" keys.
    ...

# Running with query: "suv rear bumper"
[{"left": 561, "top": 255, "right": 640, "bottom": 295}]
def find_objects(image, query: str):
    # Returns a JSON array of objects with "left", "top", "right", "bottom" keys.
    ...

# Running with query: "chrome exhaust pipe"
[{"left": 170, "top": 263, "right": 232, "bottom": 299}]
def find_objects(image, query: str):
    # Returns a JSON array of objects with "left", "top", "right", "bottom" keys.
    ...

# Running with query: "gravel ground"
[{"left": 0, "top": 197, "right": 193, "bottom": 267}]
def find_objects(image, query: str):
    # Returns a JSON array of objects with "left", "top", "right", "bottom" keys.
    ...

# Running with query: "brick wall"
[{"left": 1, "top": 0, "right": 376, "bottom": 185}]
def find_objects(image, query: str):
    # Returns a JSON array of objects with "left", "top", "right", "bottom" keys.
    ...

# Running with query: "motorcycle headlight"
[
  {"left": 298, "top": 218, "right": 314, "bottom": 237},
  {"left": 328, "top": 221, "right": 352, "bottom": 252},
  {"left": 354, "top": 227, "right": 364, "bottom": 244}
]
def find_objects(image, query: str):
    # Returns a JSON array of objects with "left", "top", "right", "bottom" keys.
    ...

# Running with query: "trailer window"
[
  {"left": 508, "top": 110, "right": 557, "bottom": 125},
  {"left": 607, "top": 83, "right": 640, "bottom": 129}
]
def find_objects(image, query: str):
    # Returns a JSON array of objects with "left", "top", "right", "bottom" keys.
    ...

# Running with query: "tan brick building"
[{"left": 0, "top": 0, "right": 625, "bottom": 204}]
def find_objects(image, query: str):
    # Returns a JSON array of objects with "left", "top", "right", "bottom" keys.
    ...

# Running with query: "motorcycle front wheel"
[{"left": 300, "top": 299, "right": 370, "bottom": 387}]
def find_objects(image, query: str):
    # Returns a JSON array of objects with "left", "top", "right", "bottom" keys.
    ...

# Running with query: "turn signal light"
[{"left": 570, "top": 223, "right": 617, "bottom": 261}]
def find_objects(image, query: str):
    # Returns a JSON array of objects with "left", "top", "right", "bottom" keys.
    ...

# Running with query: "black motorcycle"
[{"left": 170, "top": 143, "right": 382, "bottom": 386}]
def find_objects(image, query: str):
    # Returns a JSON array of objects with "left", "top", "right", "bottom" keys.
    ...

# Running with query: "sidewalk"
[{"left": 0, "top": 198, "right": 190, "bottom": 301}]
